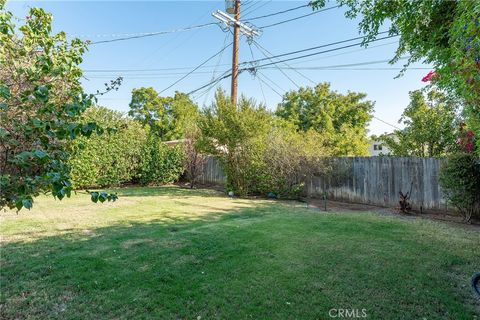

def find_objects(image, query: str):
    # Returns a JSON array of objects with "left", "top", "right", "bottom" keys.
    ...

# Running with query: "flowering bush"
[
  {"left": 456, "top": 123, "right": 476, "bottom": 153},
  {"left": 421, "top": 71, "right": 437, "bottom": 82}
]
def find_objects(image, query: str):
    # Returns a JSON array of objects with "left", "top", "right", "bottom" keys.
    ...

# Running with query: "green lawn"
[{"left": 1, "top": 186, "right": 479, "bottom": 319}]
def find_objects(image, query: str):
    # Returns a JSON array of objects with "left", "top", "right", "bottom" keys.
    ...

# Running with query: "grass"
[{"left": 1, "top": 186, "right": 479, "bottom": 319}]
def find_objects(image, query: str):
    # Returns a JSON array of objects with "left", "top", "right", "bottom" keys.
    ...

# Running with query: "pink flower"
[
  {"left": 421, "top": 71, "right": 437, "bottom": 82},
  {"left": 465, "top": 143, "right": 474, "bottom": 152}
]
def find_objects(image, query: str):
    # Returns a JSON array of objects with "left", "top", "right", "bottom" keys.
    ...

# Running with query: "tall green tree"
[
  {"left": 382, "top": 89, "right": 459, "bottom": 157},
  {"left": 311, "top": 0, "right": 480, "bottom": 153},
  {"left": 0, "top": 5, "right": 117, "bottom": 210},
  {"left": 198, "top": 89, "right": 272, "bottom": 196},
  {"left": 128, "top": 88, "right": 198, "bottom": 141},
  {"left": 275, "top": 83, "right": 374, "bottom": 156}
]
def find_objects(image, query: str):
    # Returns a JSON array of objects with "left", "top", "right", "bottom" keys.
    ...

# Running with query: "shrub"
[
  {"left": 198, "top": 90, "right": 272, "bottom": 196},
  {"left": 439, "top": 152, "right": 480, "bottom": 222},
  {"left": 69, "top": 107, "right": 147, "bottom": 188},
  {"left": 137, "top": 134, "right": 185, "bottom": 185},
  {"left": 183, "top": 126, "right": 206, "bottom": 189},
  {"left": 260, "top": 121, "right": 332, "bottom": 198}
]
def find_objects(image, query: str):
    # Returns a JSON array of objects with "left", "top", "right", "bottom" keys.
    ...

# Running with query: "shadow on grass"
[
  {"left": 107, "top": 185, "right": 225, "bottom": 198},
  {"left": 1, "top": 203, "right": 479, "bottom": 320}
]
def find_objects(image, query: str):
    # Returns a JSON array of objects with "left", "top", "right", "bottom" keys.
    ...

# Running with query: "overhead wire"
[
  {"left": 159, "top": 41, "right": 233, "bottom": 94},
  {"left": 202, "top": 32, "right": 230, "bottom": 105},
  {"left": 241, "top": 34, "right": 399, "bottom": 69},
  {"left": 83, "top": 39, "right": 399, "bottom": 73},
  {"left": 88, "top": 22, "right": 218, "bottom": 45},
  {"left": 242, "top": 0, "right": 273, "bottom": 18},
  {"left": 244, "top": 2, "right": 311, "bottom": 21},
  {"left": 247, "top": 41, "right": 267, "bottom": 105},
  {"left": 256, "top": 72, "right": 284, "bottom": 98},
  {"left": 239, "top": 31, "right": 394, "bottom": 66},
  {"left": 373, "top": 116, "right": 401, "bottom": 130},
  {"left": 259, "top": 5, "right": 340, "bottom": 29},
  {"left": 250, "top": 40, "right": 301, "bottom": 89},
  {"left": 252, "top": 39, "right": 316, "bottom": 85}
]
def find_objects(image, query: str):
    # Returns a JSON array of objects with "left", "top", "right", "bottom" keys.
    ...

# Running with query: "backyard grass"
[{"left": 1, "top": 186, "right": 479, "bottom": 319}]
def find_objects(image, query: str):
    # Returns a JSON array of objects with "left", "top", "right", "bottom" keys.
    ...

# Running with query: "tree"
[
  {"left": 382, "top": 89, "right": 459, "bottom": 157},
  {"left": 0, "top": 5, "right": 118, "bottom": 210},
  {"left": 128, "top": 88, "right": 198, "bottom": 141},
  {"left": 275, "top": 83, "right": 374, "bottom": 156},
  {"left": 198, "top": 89, "right": 272, "bottom": 196},
  {"left": 311, "top": 0, "right": 480, "bottom": 153}
]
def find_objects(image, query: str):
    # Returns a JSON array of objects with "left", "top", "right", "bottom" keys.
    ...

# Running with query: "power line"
[
  {"left": 256, "top": 72, "right": 284, "bottom": 98},
  {"left": 242, "top": 0, "right": 272, "bottom": 18},
  {"left": 373, "top": 116, "right": 401, "bottom": 130},
  {"left": 241, "top": 35, "right": 398, "bottom": 69},
  {"left": 251, "top": 40, "right": 301, "bottom": 89},
  {"left": 83, "top": 39, "right": 398, "bottom": 73},
  {"left": 88, "top": 22, "right": 218, "bottom": 45},
  {"left": 252, "top": 39, "right": 316, "bottom": 85},
  {"left": 159, "top": 41, "right": 233, "bottom": 94},
  {"left": 247, "top": 41, "right": 267, "bottom": 105},
  {"left": 259, "top": 5, "right": 340, "bottom": 29},
  {"left": 187, "top": 70, "right": 232, "bottom": 96},
  {"left": 239, "top": 31, "right": 393, "bottom": 66},
  {"left": 244, "top": 2, "right": 310, "bottom": 21},
  {"left": 187, "top": 55, "right": 413, "bottom": 97}
]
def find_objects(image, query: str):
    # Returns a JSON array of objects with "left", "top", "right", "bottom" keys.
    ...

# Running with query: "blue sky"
[{"left": 6, "top": 0, "right": 432, "bottom": 135}]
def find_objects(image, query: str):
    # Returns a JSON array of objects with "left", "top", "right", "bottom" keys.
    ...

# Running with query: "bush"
[
  {"left": 260, "top": 121, "right": 332, "bottom": 198},
  {"left": 439, "top": 152, "right": 480, "bottom": 222},
  {"left": 198, "top": 90, "right": 272, "bottom": 196},
  {"left": 137, "top": 134, "right": 185, "bottom": 185},
  {"left": 69, "top": 107, "right": 147, "bottom": 188},
  {"left": 183, "top": 126, "right": 206, "bottom": 189}
]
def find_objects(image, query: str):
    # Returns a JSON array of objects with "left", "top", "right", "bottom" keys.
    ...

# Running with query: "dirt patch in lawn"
[{"left": 306, "top": 198, "right": 480, "bottom": 229}]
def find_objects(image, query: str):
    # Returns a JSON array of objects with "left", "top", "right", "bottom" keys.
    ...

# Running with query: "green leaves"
[
  {"left": 90, "top": 191, "right": 118, "bottom": 203},
  {"left": 128, "top": 88, "right": 198, "bottom": 141},
  {"left": 276, "top": 83, "right": 373, "bottom": 156},
  {"left": 0, "top": 6, "right": 117, "bottom": 210}
]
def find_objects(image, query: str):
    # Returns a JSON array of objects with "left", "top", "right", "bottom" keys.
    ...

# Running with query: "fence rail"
[{"left": 198, "top": 156, "right": 447, "bottom": 210}]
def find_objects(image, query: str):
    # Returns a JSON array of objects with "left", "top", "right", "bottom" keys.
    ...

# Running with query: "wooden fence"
[{"left": 198, "top": 156, "right": 447, "bottom": 210}]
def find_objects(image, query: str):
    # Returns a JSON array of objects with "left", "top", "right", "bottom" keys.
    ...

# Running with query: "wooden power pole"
[{"left": 231, "top": 0, "right": 241, "bottom": 106}]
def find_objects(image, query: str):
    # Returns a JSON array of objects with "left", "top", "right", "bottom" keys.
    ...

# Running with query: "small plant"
[{"left": 398, "top": 191, "right": 412, "bottom": 213}]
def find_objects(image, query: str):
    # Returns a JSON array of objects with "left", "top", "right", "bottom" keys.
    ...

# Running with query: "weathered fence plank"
[{"left": 198, "top": 156, "right": 446, "bottom": 210}]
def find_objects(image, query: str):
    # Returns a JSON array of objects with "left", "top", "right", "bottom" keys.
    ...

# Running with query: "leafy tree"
[
  {"left": 275, "top": 83, "right": 374, "bottom": 156},
  {"left": 69, "top": 107, "right": 147, "bottom": 188},
  {"left": 128, "top": 88, "right": 198, "bottom": 141},
  {"left": 382, "top": 89, "right": 459, "bottom": 157},
  {"left": 0, "top": 5, "right": 118, "bottom": 210},
  {"left": 198, "top": 89, "right": 272, "bottom": 196},
  {"left": 311, "top": 0, "right": 480, "bottom": 153}
]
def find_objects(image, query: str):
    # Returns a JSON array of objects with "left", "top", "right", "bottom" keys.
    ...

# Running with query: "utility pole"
[
  {"left": 212, "top": 2, "right": 259, "bottom": 105},
  {"left": 231, "top": 0, "right": 241, "bottom": 106}
]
